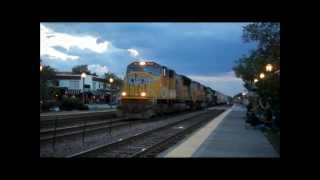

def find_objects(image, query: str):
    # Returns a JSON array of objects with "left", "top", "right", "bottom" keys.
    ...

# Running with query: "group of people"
[
  {"left": 62, "top": 93, "right": 111, "bottom": 104},
  {"left": 244, "top": 94, "right": 280, "bottom": 130}
]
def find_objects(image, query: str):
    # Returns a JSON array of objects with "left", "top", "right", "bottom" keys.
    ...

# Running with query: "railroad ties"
[{"left": 70, "top": 109, "right": 225, "bottom": 158}]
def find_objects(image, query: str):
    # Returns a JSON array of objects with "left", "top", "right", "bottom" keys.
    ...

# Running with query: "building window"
[
  {"left": 69, "top": 80, "right": 80, "bottom": 90},
  {"left": 93, "top": 81, "right": 96, "bottom": 90},
  {"left": 59, "top": 80, "right": 68, "bottom": 88}
]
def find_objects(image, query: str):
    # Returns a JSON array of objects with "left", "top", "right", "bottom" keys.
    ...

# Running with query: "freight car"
[
  {"left": 117, "top": 61, "right": 219, "bottom": 119},
  {"left": 215, "top": 91, "right": 230, "bottom": 105},
  {"left": 204, "top": 86, "right": 218, "bottom": 107}
]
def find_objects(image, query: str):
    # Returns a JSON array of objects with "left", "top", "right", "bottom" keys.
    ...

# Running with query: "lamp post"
[
  {"left": 259, "top": 73, "right": 265, "bottom": 79},
  {"left": 139, "top": 61, "right": 146, "bottom": 66},
  {"left": 266, "top": 64, "right": 273, "bottom": 72},
  {"left": 40, "top": 64, "right": 43, "bottom": 112},
  {"left": 81, "top": 72, "right": 86, "bottom": 104},
  {"left": 109, "top": 78, "right": 114, "bottom": 107}
]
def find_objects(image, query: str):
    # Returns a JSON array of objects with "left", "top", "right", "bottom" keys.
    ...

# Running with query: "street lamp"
[
  {"left": 109, "top": 78, "right": 114, "bottom": 107},
  {"left": 266, "top": 64, "right": 273, "bottom": 72},
  {"left": 259, "top": 73, "right": 265, "bottom": 79},
  {"left": 81, "top": 72, "right": 86, "bottom": 104},
  {"left": 40, "top": 64, "right": 44, "bottom": 112},
  {"left": 109, "top": 78, "right": 114, "bottom": 83},
  {"left": 254, "top": 78, "right": 259, "bottom": 83},
  {"left": 139, "top": 61, "right": 146, "bottom": 66}
]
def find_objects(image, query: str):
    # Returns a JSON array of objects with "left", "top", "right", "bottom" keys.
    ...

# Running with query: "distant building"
[{"left": 55, "top": 72, "right": 110, "bottom": 95}]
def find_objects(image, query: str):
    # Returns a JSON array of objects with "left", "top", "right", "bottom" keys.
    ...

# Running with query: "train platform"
[{"left": 160, "top": 104, "right": 279, "bottom": 158}]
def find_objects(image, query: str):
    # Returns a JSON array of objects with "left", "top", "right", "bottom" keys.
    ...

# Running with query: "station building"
[
  {"left": 51, "top": 72, "right": 120, "bottom": 104},
  {"left": 55, "top": 72, "right": 108, "bottom": 94}
]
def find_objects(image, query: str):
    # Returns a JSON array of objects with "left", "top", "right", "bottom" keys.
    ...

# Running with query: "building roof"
[
  {"left": 56, "top": 74, "right": 81, "bottom": 80},
  {"left": 57, "top": 71, "right": 74, "bottom": 75},
  {"left": 56, "top": 72, "right": 105, "bottom": 82},
  {"left": 92, "top": 76, "right": 105, "bottom": 82}
]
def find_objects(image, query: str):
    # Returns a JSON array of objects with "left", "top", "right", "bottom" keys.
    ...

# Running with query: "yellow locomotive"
[{"left": 118, "top": 61, "right": 216, "bottom": 119}]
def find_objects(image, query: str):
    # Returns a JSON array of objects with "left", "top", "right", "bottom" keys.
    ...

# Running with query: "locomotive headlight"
[
  {"left": 140, "top": 92, "right": 146, "bottom": 97},
  {"left": 121, "top": 92, "right": 127, "bottom": 96}
]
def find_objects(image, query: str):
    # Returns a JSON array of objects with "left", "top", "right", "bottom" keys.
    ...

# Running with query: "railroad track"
[
  {"left": 40, "top": 110, "right": 198, "bottom": 142},
  {"left": 40, "top": 111, "right": 118, "bottom": 130},
  {"left": 40, "top": 117, "right": 130, "bottom": 141},
  {"left": 68, "top": 109, "right": 225, "bottom": 158}
]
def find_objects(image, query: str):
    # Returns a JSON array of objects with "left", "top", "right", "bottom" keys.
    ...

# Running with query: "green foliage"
[
  {"left": 255, "top": 73, "right": 280, "bottom": 109},
  {"left": 104, "top": 72, "right": 124, "bottom": 89},
  {"left": 233, "top": 50, "right": 266, "bottom": 82},
  {"left": 72, "top": 64, "right": 91, "bottom": 75},
  {"left": 242, "top": 23, "right": 280, "bottom": 50},
  {"left": 233, "top": 22, "right": 280, "bottom": 113},
  {"left": 42, "top": 100, "right": 60, "bottom": 111},
  {"left": 60, "top": 97, "right": 89, "bottom": 111},
  {"left": 40, "top": 64, "right": 57, "bottom": 101},
  {"left": 234, "top": 22, "right": 280, "bottom": 80},
  {"left": 40, "top": 81, "right": 49, "bottom": 100},
  {"left": 40, "top": 65, "right": 56, "bottom": 81},
  {"left": 49, "top": 87, "right": 63, "bottom": 98}
]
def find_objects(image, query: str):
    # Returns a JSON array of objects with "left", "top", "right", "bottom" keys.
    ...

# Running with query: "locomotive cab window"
[
  {"left": 127, "top": 63, "right": 161, "bottom": 75},
  {"left": 127, "top": 65, "right": 142, "bottom": 73},
  {"left": 169, "top": 70, "right": 174, "bottom": 78},
  {"left": 143, "top": 66, "right": 161, "bottom": 75}
]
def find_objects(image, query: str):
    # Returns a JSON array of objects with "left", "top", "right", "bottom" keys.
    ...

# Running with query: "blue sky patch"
[{"left": 40, "top": 23, "right": 257, "bottom": 96}]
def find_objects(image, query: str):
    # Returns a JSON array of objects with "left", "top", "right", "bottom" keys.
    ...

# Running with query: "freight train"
[{"left": 117, "top": 61, "right": 229, "bottom": 119}]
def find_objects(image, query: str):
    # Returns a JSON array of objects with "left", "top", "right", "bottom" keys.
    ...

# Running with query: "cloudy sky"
[{"left": 40, "top": 23, "right": 257, "bottom": 96}]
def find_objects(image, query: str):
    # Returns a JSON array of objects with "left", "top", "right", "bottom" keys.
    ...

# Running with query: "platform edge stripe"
[{"left": 164, "top": 106, "right": 234, "bottom": 157}]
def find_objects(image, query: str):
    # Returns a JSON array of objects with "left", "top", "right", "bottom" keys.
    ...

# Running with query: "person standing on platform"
[{"left": 258, "top": 98, "right": 272, "bottom": 128}]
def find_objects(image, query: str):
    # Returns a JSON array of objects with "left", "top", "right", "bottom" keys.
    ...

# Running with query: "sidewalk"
[{"left": 162, "top": 104, "right": 279, "bottom": 157}]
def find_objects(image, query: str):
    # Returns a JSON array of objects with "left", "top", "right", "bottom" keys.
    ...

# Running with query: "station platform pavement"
[{"left": 160, "top": 104, "right": 279, "bottom": 158}]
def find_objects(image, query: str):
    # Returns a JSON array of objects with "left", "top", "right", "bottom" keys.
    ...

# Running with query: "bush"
[
  {"left": 60, "top": 97, "right": 88, "bottom": 111},
  {"left": 77, "top": 103, "right": 89, "bottom": 110},
  {"left": 60, "top": 98, "right": 74, "bottom": 111},
  {"left": 42, "top": 100, "right": 60, "bottom": 111}
]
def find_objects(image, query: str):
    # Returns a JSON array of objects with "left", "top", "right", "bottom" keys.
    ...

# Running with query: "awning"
[
  {"left": 92, "top": 90, "right": 110, "bottom": 96},
  {"left": 65, "top": 89, "right": 81, "bottom": 95}
]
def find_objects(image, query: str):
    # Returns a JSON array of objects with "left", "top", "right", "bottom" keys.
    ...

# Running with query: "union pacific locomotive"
[{"left": 117, "top": 61, "right": 229, "bottom": 119}]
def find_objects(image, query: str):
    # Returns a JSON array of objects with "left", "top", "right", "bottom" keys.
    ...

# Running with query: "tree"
[
  {"left": 104, "top": 72, "right": 124, "bottom": 90},
  {"left": 40, "top": 64, "right": 57, "bottom": 101},
  {"left": 72, "top": 64, "right": 91, "bottom": 75},
  {"left": 233, "top": 50, "right": 266, "bottom": 83},
  {"left": 233, "top": 22, "right": 280, "bottom": 115},
  {"left": 242, "top": 23, "right": 280, "bottom": 67},
  {"left": 234, "top": 22, "right": 280, "bottom": 79}
]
